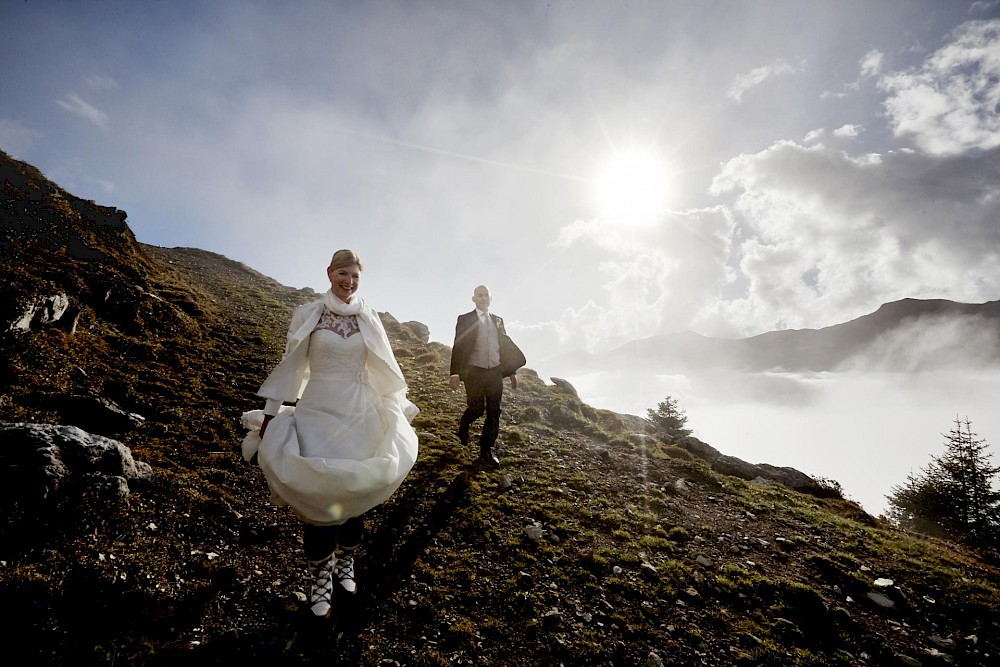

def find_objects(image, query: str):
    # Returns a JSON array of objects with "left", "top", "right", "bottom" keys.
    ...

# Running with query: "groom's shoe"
[{"left": 478, "top": 447, "right": 500, "bottom": 468}]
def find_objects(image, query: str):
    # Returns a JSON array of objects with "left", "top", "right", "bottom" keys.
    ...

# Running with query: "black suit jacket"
[{"left": 450, "top": 310, "right": 526, "bottom": 381}]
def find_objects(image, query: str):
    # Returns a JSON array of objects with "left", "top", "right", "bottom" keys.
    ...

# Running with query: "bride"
[{"left": 241, "top": 249, "right": 419, "bottom": 618}]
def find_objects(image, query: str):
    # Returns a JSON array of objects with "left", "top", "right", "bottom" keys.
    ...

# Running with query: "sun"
[{"left": 593, "top": 150, "right": 670, "bottom": 226}]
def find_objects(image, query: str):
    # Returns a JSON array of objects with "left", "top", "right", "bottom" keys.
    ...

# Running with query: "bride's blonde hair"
[{"left": 328, "top": 249, "right": 363, "bottom": 272}]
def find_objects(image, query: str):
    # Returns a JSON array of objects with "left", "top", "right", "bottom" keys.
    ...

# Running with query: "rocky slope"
[{"left": 2, "top": 150, "right": 999, "bottom": 666}]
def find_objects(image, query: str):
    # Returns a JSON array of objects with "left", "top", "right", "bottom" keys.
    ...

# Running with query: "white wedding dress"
[{"left": 241, "top": 309, "right": 418, "bottom": 525}]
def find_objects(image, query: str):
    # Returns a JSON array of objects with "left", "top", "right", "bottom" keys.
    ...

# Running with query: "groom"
[{"left": 449, "top": 285, "right": 525, "bottom": 467}]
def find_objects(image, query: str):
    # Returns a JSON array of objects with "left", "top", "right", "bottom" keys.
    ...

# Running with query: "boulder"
[
  {"left": 403, "top": 320, "right": 431, "bottom": 343},
  {"left": 53, "top": 394, "right": 145, "bottom": 436},
  {"left": 549, "top": 377, "right": 579, "bottom": 398},
  {"left": 0, "top": 423, "right": 151, "bottom": 506},
  {"left": 9, "top": 293, "right": 75, "bottom": 331},
  {"left": 712, "top": 454, "right": 763, "bottom": 480},
  {"left": 676, "top": 436, "right": 723, "bottom": 462},
  {"left": 756, "top": 464, "right": 822, "bottom": 493}
]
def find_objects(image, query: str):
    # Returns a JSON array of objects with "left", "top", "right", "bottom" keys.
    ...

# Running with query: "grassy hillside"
[{"left": 1, "top": 151, "right": 998, "bottom": 666}]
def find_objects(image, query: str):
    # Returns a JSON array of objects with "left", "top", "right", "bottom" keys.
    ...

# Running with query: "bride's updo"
[{"left": 329, "top": 249, "right": 363, "bottom": 272}]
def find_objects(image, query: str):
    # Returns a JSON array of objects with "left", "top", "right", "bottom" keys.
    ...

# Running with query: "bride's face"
[{"left": 328, "top": 263, "right": 361, "bottom": 302}]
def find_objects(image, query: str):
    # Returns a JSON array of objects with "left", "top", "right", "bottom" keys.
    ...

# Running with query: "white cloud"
[
  {"left": 859, "top": 49, "right": 884, "bottom": 79},
  {"left": 709, "top": 140, "right": 1000, "bottom": 335},
  {"left": 879, "top": 19, "right": 1000, "bottom": 155},
  {"left": 727, "top": 58, "right": 802, "bottom": 104},
  {"left": 803, "top": 129, "right": 824, "bottom": 143},
  {"left": 833, "top": 124, "right": 862, "bottom": 138},
  {"left": 55, "top": 93, "right": 109, "bottom": 129}
]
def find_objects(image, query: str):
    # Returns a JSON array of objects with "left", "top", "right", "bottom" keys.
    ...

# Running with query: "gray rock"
[
  {"left": 30, "top": 394, "right": 145, "bottom": 437},
  {"left": 10, "top": 293, "right": 73, "bottom": 331},
  {"left": 549, "top": 377, "right": 579, "bottom": 398},
  {"left": 647, "top": 651, "right": 664, "bottom": 667},
  {"left": 676, "top": 436, "right": 722, "bottom": 461},
  {"left": 928, "top": 635, "right": 956, "bottom": 650},
  {"left": 865, "top": 591, "right": 896, "bottom": 609},
  {"left": 0, "top": 423, "right": 151, "bottom": 506},
  {"left": 712, "top": 454, "right": 762, "bottom": 480},
  {"left": 403, "top": 321, "right": 430, "bottom": 343},
  {"left": 756, "top": 463, "right": 822, "bottom": 492}
]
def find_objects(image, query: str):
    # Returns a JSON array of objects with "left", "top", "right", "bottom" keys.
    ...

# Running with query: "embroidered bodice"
[
  {"left": 316, "top": 308, "right": 360, "bottom": 338},
  {"left": 309, "top": 308, "right": 366, "bottom": 377}
]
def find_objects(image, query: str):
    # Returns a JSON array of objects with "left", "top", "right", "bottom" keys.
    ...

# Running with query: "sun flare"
[{"left": 594, "top": 150, "right": 670, "bottom": 226}]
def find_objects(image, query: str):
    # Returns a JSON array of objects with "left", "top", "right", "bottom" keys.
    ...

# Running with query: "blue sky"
[{"left": 5, "top": 2, "right": 1000, "bottom": 511}]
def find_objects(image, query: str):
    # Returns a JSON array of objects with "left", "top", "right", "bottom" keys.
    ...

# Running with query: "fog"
[{"left": 557, "top": 369, "right": 1000, "bottom": 516}]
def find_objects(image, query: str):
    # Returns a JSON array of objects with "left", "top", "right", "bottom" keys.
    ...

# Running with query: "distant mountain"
[{"left": 551, "top": 298, "right": 1000, "bottom": 373}]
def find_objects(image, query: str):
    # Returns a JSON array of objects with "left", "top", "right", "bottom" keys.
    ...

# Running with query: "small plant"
[{"left": 646, "top": 395, "right": 692, "bottom": 440}]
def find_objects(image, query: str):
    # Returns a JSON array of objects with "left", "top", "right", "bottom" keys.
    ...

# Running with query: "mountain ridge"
[{"left": 550, "top": 297, "right": 1000, "bottom": 374}]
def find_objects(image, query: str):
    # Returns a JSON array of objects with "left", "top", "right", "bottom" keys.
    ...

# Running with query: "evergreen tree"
[
  {"left": 886, "top": 416, "right": 1000, "bottom": 546},
  {"left": 646, "top": 396, "right": 692, "bottom": 440}
]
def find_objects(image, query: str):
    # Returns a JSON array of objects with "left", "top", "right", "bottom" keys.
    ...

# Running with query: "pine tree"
[
  {"left": 886, "top": 416, "right": 1000, "bottom": 546},
  {"left": 646, "top": 396, "right": 692, "bottom": 440}
]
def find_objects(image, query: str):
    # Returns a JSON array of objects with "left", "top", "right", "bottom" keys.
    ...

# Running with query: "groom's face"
[{"left": 472, "top": 286, "right": 492, "bottom": 311}]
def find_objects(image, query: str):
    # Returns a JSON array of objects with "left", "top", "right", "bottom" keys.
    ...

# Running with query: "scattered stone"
[
  {"left": 874, "top": 577, "right": 894, "bottom": 587},
  {"left": 612, "top": 566, "right": 623, "bottom": 575},
  {"left": 647, "top": 651, "right": 664, "bottom": 667},
  {"left": 774, "top": 617, "right": 805, "bottom": 642},
  {"left": 673, "top": 479, "right": 691, "bottom": 494},
  {"left": 774, "top": 536, "right": 796, "bottom": 550},
  {"left": 895, "top": 654, "right": 922, "bottom": 666},
  {"left": 865, "top": 591, "right": 896, "bottom": 609},
  {"left": 541, "top": 608, "right": 562, "bottom": 627},
  {"left": 832, "top": 606, "right": 852, "bottom": 623},
  {"left": 500, "top": 475, "right": 513, "bottom": 489},
  {"left": 695, "top": 555, "right": 714, "bottom": 568},
  {"left": 928, "top": 635, "right": 956, "bottom": 650},
  {"left": 921, "top": 647, "right": 953, "bottom": 664},
  {"left": 524, "top": 521, "right": 545, "bottom": 542}
]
